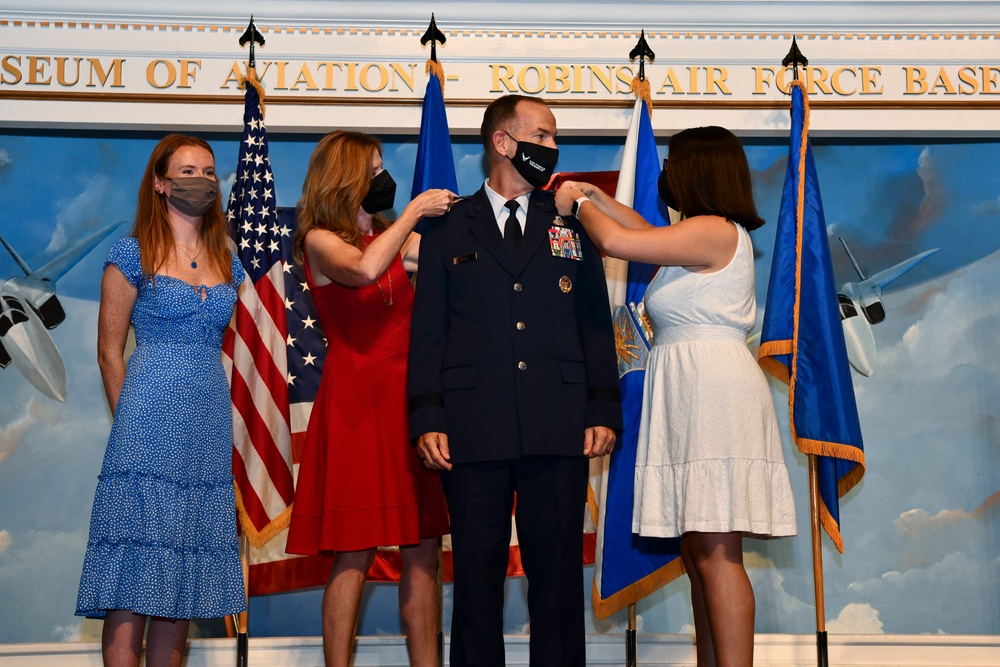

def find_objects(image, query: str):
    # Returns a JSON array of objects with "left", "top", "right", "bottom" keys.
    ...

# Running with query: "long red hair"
[
  {"left": 133, "top": 134, "right": 232, "bottom": 282},
  {"left": 293, "top": 130, "right": 389, "bottom": 262}
]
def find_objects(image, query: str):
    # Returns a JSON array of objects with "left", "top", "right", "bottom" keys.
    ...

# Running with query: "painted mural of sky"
[{"left": 0, "top": 127, "right": 997, "bottom": 643}]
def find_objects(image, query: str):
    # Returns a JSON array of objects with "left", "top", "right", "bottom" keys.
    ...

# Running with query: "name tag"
[
  {"left": 453, "top": 252, "right": 478, "bottom": 266},
  {"left": 548, "top": 227, "right": 583, "bottom": 261}
]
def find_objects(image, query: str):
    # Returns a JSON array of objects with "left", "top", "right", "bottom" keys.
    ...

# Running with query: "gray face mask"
[{"left": 167, "top": 177, "right": 218, "bottom": 217}]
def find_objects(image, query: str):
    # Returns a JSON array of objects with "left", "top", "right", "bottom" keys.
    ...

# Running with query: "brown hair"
[
  {"left": 480, "top": 94, "right": 547, "bottom": 157},
  {"left": 293, "top": 130, "right": 388, "bottom": 262},
  {"left": 133, "top": 134, "right": 232, "bottom": 282},
  {"left": 666, "top": 126, "right": 765, "bottom": 231}
]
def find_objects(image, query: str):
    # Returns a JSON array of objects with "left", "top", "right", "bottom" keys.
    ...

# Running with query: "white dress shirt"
[{"left": 483, "top": 179, "right": 528, "bottom": 237}]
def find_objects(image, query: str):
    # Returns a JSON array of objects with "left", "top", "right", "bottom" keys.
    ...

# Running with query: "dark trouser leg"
[
  {"left": 444, "top": 460, "right": 514, "bottom": 667},
  {"left": 513, "top": 456, "right": 589, "bottom": 667}
]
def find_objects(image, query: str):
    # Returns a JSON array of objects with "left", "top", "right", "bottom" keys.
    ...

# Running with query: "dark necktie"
[{"left": 503, "top": 199, "right": 522, "bottom": 253}]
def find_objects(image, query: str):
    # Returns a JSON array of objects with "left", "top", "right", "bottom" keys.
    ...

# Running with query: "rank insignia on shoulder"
[{"left": 559, "top": 275, "right": 573, "bottom": 293}]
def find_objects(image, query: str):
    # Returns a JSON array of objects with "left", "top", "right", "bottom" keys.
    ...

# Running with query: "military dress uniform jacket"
[{"left": 408, "top": 186, "right": 622, "bottom": 463}]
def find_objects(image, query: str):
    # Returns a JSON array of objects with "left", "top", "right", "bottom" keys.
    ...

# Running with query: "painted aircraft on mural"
[
  {"left": 0, "top": 222, "right": 124, "bottom": 401},
  {"left": 837, "top": 238, "right": 939, "bottom": 377}
]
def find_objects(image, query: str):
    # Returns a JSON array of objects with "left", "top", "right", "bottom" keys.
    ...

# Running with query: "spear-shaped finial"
[
  {"left": 239, "top": 15, "right": 266, "bottom": 69},
  {"left": 782, "top": 36, "right": 808, "bottom": 85},
  {"left": 628, "top": 30, "right": 655, "bottom": 116},
  {"left": 628, "top": 29, "right": 656, "bottom": 83},
  {"left": 421, "top": 13, "right": 447, "bottom": 64}
]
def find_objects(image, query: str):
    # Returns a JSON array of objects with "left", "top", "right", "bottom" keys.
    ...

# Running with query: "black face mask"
[
  {"left": 361, "top": 169, "right": 397, "bottom": 214},
  {"left": 504, "top": 131, "right": 559, "bottom": 189},
  {"left": 657, "top": 158, "right": 679, "bottom": 211}
]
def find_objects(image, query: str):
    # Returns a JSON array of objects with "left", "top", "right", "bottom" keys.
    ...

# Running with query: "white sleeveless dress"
[{"left": 633, "top": 223, "right": 797, "bottom": 538}]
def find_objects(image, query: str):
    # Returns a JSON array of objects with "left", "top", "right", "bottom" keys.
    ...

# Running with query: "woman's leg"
[
  {"left": 101, "top": 610, "right": 146, "bottom": 667},
  {"left": 680, "top": 537, "right": 717, "bottom": 667},
  {"left": 398, "top": 537, "right": 441, "bottom": 667},
  {"left": 682, "top": 532, "right": 754, "bottom": 667},
  {"left": 323, "top": 548, "right": 377, "bottom": 667},
  {"left": 144, "top": 616, "right": 190, "bottom": 667}
]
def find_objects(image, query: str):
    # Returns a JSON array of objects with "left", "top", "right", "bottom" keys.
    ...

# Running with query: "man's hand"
[
  {"left": 583, "top": 426, "right": 616, "bottom": 458},
  {"left": 417, "top": 432, "right": 453, "bottom": 470}
]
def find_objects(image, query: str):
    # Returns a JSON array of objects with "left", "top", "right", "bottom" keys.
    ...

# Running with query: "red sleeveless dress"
[{"left": 286, "top": 242, "right": 449, "bottom": 554}]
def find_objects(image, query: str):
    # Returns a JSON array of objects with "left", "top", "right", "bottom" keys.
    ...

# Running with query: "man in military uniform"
[{"left": 408, "top": 94, "right": 622, "bottom": 667}]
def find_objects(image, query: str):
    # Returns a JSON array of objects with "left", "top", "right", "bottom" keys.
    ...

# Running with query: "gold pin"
[
  {"left": 552, "top": 215, "right": 565, "bottom": 227},
  {"left": 559, "top": 275, "right": 573, "bottom": 293}
]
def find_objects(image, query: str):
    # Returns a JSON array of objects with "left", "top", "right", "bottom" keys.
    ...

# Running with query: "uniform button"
[
  {"left": 513, "top": 283, "right": 523, "bottom": 292},
  {"left": 517, "top": 361, "right": 527, "bottom": 370},
  {"left": 516, "top": 322, "right": 525, "bottom": 331}
]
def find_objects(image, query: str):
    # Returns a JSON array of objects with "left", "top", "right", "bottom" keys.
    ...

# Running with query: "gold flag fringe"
[
  {"left": 630, "top": 75, "right": 652, "bottom": 117},
  {"left": 591, "top": 558, "right": 687, "bottom": 620},
  {"left": 426, "top": 58, "right": 446, "bottom": 92},
  {"left": 238, "top": 66, "right": 267, "bottom": 118},
  {"left": 234, "top": 481, "right": 292, "bottom": 548}
]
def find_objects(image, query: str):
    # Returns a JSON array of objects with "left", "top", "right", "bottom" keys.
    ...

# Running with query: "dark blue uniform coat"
[{"left": 408, "top": 186, "right": 622, "bottom": 459}]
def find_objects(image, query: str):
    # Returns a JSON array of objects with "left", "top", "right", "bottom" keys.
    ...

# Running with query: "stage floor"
[{"left": 2, "top": 633, "right": 999, "bottom": 666}]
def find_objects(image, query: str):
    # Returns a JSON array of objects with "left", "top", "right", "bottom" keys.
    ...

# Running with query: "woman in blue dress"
[{"left": 76, "top": 135, "right": 246, "bottom": 667}]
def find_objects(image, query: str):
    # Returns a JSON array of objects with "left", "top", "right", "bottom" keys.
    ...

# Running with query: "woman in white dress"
[{"left": 555, "top": 126, "right": 796, "bottom": 667}]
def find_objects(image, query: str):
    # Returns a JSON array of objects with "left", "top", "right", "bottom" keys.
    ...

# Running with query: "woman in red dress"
[{"left": 286, "top": 130, "right": 457, "bottom": 667}]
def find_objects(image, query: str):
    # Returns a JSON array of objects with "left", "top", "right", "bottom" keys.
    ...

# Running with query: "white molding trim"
[
  {"left": 0, "top": 1, "right": 999, "bottom": 32},
  {"left": 1, "top": 634, "right": 999, "bottom": 666}
]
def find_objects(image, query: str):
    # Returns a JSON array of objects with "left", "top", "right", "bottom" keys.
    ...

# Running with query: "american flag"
[
  {"left": 220, "top": 79, "right": 352, "bottom": 592},
  {"left": 223, "top": 79, "right": 296, "bottom": 547}
]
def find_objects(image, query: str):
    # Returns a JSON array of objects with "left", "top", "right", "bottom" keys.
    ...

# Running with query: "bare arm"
[
  {"left": 559, "top": 188, "right": 739, "bottom": 271},
  {"left": 305, "top": 189, "right": 454, "bottom": 287},
  {"left": 400, "top": 231, "right": 421, "bottom": 274},
  {"left": 97, "top": 265, "right": 137, "bottom": 416},
  {"left": 556, "top": 181, "right": 652, "bottom": 230}
]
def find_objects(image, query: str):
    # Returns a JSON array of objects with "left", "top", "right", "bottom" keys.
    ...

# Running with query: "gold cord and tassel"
[
  {"left": 426, "top": 58, "right": 446, "bottom": 92},
  {"left": 237, "top": 66, "right": 267, "bottom": 117},
  {"left": 629, "top": 75, "right": 653, "bottom": 118}
]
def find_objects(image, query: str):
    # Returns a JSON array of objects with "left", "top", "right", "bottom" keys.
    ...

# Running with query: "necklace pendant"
[{"left": 190, "top": 261, "right": 198, "bottom": 269}]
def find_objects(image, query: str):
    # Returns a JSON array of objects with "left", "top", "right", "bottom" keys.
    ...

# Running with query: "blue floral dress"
[{"left": 76, "top": 237, "right": 247, "bottom": 619}]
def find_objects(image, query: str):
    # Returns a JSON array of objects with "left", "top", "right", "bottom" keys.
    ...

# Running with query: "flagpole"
[
  {"left": 437, "top": 537, "right": 445, "bottom": 667},
  {"left": 626, "top": 603, "right": 638, "bottom": 667},
  {"left": 414, "top": 19, "right": 451, "bottom": 667},
  {"left": 230, "top": 18, "right": 266, "bottom": 667},
  {"left": 621, "top": 34, "right": 655, "bottom": 667},
  {"left": 808, "top": 456, "right": 829, "bottom": 667},
  {"left": 781, "top": 37, "right": 829, "bottom": 667},
  {"left": 236, "top": 532, "right": 250, "bottom": 667}
]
